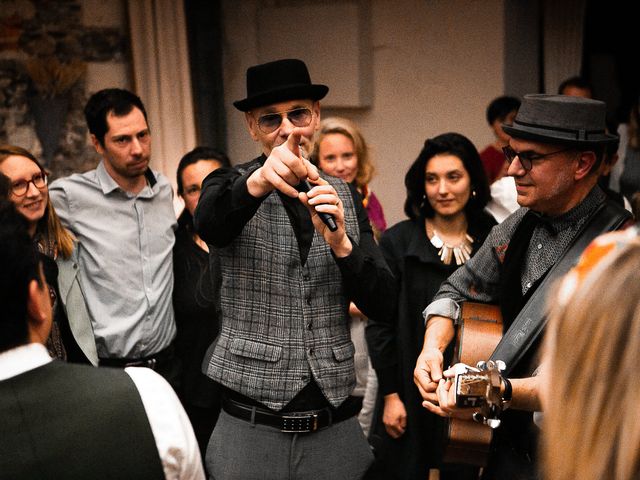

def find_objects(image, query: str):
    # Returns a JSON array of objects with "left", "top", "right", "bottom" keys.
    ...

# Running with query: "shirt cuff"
[
  {"left": 333, "top": 235, "right": 362, "bottom": 269},
  {"left": 231, "top": 168, "right": 269, "bottom": 207},
  {"left": 422, "top": 298, "right": 460, "bottom": 325},
  {"left": 376, "top": 365, "right": 400, "bottom": 396}
]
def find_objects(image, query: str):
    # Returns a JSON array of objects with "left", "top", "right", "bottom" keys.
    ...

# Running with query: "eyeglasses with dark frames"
[
  {"left": 10, "top": 172, "right": 48, "bottom": 197},
  {"left": 502, "top": 145, "right": 574, "bottom": 171},
  {"left": 256, "top": 107, "right": 313, "bottom": 134}
]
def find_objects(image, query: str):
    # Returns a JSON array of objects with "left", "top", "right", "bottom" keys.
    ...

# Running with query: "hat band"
[{"left": 514, "top": 119, "right": 605, "bottom": 141}]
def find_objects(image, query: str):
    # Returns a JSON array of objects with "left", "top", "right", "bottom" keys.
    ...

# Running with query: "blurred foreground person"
[
  {"left": 0, "top": 200, "right": 203, "bottom": 480},
  {"left": 543, "top": 229, "right": 640, "bottom": 480}
]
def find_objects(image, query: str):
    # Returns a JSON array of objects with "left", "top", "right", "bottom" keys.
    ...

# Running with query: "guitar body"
[{"left": 442, "top": 302, "right": 503, "bottom": 467}]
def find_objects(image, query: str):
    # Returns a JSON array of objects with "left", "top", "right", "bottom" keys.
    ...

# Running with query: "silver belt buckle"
[{"left": 281, "top": 413, "right": 319, "bottom": 433}]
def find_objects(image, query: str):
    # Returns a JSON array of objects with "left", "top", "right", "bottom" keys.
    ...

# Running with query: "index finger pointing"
[{"left": 285, "top": 130, "right": 302, "bottom": 157}]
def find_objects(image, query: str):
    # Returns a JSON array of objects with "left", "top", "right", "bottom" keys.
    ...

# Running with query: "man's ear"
[
  {"left": 26, "top": 273, "right": 51, "bottom": 344},
  {"left": 27, "top": 279, "right": 43, "bottom": 319},
  {"left": 90, "top": 134, "right": 105, "bottom": 155},
  {"left": 574, "top": 151, "right": 597, "bottom": 180},
  {"left": 245, "top": 112, "right": 259, "bottom": 141},
  {"left": 313, "top": 101, "right": 321, "bottom": 130}
]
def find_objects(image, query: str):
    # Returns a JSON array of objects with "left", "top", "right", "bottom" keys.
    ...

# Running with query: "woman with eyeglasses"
[
  {"left": 173, "top": 146, "right": 231, "bottom": 458},
  {"left": 365, "top": 133, "right": 495, "bottom": 479},
  {"left": 0, "top": 145, "right": 90, "bottom": 363}
]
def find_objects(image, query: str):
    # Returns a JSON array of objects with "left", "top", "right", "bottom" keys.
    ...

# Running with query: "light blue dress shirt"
[{"left": 50, "top": 161, "right": 177, "bottom": 359}]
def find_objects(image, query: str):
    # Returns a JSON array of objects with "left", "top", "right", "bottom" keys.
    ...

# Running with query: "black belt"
[
  {"left": 99, "top": 344, "right": 174, "bottom": 370},
  {"left": 222, "top": 397, "right": 357, "bottom": 433}
]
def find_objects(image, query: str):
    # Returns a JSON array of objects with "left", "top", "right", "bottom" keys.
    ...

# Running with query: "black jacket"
[{"left": 366, "top": 211, "right": 495, "bottom": 478}]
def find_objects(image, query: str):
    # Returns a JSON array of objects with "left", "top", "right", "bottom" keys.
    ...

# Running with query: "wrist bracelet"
[{"left": 501, "top": 377, "right": 513, "bottom": 410}]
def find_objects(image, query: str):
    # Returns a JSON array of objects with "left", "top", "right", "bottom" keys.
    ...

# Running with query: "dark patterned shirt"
[{"left": 424, "top": 186, "right": 607, "bottom": 323}]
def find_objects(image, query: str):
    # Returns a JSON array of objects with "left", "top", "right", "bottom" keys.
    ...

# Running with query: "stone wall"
[{"left": 0, "top": 0, "right": 129, "bottom": 179}]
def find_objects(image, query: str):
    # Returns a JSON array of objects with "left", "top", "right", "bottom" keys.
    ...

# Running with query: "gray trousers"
[{"left": 206, "top": 410, "right": 374, "bottom": 479}]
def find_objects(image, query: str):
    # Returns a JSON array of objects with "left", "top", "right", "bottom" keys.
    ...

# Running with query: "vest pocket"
[
  {"left": 229, "top": 338, "right": 282, "bottom": 362},
  {"left": 332, "top": 341, "right": 356, "bottom": 362}
]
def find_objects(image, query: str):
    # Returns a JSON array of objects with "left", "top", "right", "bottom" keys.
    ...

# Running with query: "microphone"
[
  {"left": 297, "top": 179, "right": 338, "bottom": 232},
  {"left": 298, "top": 144, "right": 337, "bottom": 232}
]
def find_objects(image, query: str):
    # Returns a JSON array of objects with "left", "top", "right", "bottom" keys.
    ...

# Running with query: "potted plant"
[{"left": 26, "top": 56, "right": 85, "bottom": 167}]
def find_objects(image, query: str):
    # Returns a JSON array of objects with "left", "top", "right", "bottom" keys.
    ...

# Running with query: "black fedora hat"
[
  {"left": 233, "top": 58, "right": 329, "bottom": 112},
  {"left": 503, "top": 94, "right": 618, "bottom": 145}
]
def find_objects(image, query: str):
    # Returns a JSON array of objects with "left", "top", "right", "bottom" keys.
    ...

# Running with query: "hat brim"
[
  {"left": 503, "top": 123, "right": 618, "bottom": 146},
  {"left": 234, "top": 84, "right": 329, "bottom": 112}
]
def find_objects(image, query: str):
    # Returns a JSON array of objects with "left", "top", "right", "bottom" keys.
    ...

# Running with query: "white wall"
[{"left": 222, "top": 0, "right": 506, "bottom": 227}]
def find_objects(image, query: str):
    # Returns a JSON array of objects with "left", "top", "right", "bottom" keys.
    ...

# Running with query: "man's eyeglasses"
[
  {"left": 256, "top": 108, "right": 313, "bottom": 134},
  {"left": 502, "top": 145, "right": 573, "bottom": 171},
  {"left": 11, "top": 172, "right": 48, "bottom": 196}
]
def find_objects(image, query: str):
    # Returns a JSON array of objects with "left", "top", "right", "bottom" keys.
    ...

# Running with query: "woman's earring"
[{"left": 472, "top": 189, "right": 477, "bottom": 198}]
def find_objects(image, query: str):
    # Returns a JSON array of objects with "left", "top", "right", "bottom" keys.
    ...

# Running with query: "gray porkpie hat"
[{"left": 503, "top": 94, "right": 618, "bottom": 145}]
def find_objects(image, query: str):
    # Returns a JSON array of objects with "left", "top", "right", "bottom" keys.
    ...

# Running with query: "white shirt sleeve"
[
  {"left": 125, "top": 367, "right": 205, "bottom": 480},
  {"left": 485, "top": 176, "right": 520, "bottom": 223}
]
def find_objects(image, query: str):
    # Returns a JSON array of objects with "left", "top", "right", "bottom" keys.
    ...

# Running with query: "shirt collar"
[
  {"left": 531, "top": 185, "right": 606, "bottom": 235},
  {"left": 0, "top": 343, "right": 52, "bottom": 381},
  {"left": 96, "top": 161, "right": 158, "bottom": 196}
]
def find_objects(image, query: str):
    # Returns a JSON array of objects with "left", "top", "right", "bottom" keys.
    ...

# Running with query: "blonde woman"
[
  {"left": 311, "top": 117, "right": 388, "bottom": 433},
  {"left": 312, "top": 116, "right": 386, "bottom": 240},
  {"left": 0, "top": 145, "right": 96, "bottom": 364},
  {"left": 543, "top": 228, "right": 640, "bottom": 480}
]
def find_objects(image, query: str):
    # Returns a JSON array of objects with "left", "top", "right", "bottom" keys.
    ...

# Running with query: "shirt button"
[
  {"left": 537, "top": 243, "right": 542, "bottom": 250},
  {"left": 526, "top": 282, "right": 532, "bottom": 288},
  {"left": 307, "top": 322, "right": 312, "bottom": 330},
  {"left": 308, "top": 348, "right": 314, "bottom": 356},
  {"left": 303, "top": 273, "right": 310, "bottom": 281},
  {"left": 306, "top": 297, "right": 312, "bottom": 305}
]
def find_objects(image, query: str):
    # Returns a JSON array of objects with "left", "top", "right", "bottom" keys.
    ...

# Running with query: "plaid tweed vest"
[{"left": 205, "top": 174, "right": 360, "bottom": 410}]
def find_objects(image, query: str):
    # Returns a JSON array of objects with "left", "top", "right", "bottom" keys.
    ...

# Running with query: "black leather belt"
[
  {"left": 222, "top": 397, "right": 356, "bottom": 433},
  {"left": 99, "top": 344, "right": 174, "bottom": 370}
]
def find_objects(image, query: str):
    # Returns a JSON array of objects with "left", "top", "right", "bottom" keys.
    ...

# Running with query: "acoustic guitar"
[{"left": 442, "top": 302, "right": 503, "bottom": 467}]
